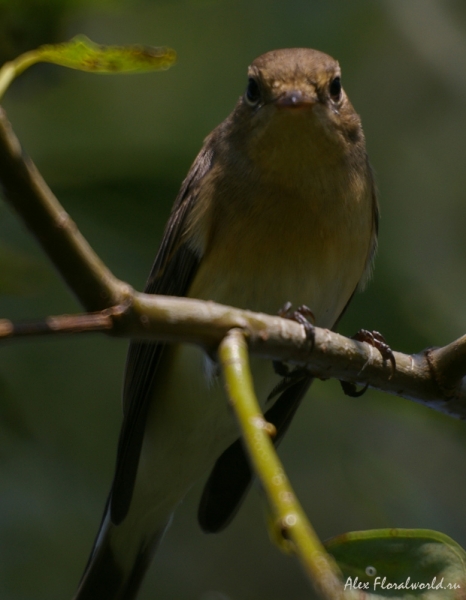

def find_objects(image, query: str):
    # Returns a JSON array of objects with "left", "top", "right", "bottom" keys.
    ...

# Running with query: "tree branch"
[
  {"left": 1, "top": 295, "right": 466, "bottom": 420},
  {"left": 0, "top": 107, "right": 129, "bottom": 311}
]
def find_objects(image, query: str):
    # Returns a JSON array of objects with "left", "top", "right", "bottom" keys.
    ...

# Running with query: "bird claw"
[
  {"left": 278, "top": 302, "right": 316, "bottom": 341},
  {"left": 352, "top": 329, "right": 396, "bottom": 374},
  {"left": 340, "top": 329, "right": 396, "bottom": 397},
  {"left": 269, "top": 303, "right": 315, "bottom": 401}
]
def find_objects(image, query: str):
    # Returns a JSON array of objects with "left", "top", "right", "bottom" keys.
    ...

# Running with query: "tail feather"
[{"left": 73, "top": 509, "right": 169, "bottom": 600}]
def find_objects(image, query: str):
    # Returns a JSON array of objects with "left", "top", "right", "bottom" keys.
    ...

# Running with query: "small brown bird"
[{"left": 74, "top": 48, "right": 378, "bottom": 600}]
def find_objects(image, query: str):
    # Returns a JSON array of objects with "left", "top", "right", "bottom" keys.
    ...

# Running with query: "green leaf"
[
  {"left": 325, "top": 528, "right": 466, "bottom": 598},
  {"left": 0, "top": 35, "right": 176, "bottom": 100},
  {"left": 35, "top": 35, "right": 176, "bottom": 73}
]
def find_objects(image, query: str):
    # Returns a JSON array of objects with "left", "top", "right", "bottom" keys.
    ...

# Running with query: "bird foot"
[
  {"left": 340, "top": 329, "right": 395, "bottom": 397},
  {"left": 269, "top": 303, "right": 315, "bottom": 401}
]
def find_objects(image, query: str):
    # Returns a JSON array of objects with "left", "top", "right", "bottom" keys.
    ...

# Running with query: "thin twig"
[
  {"left": 0, "top": 311, "right": 116, "bottom": 339},
  {"left": 219, "top": 329, "right": 357, "bottom": 600}
]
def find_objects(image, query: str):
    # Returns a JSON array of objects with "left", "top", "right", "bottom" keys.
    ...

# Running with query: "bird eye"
[
  {"left": 245, "top": 78, "right": 261, "bottom": 105},
  {"left": 329, "top": 76, "right": 341, "bottom": 101}
]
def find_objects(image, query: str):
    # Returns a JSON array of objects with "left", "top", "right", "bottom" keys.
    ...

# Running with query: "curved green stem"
[
  {"left": 219, "top": 329, "right": 355, "bottom": 600},
  {"left": 0, "top": 51, "right": 39, "bottom": 101}
]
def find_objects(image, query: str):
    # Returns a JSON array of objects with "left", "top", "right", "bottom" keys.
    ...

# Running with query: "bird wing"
[{"left": 110, "top": 145, "right": 213, "bottom": 524}]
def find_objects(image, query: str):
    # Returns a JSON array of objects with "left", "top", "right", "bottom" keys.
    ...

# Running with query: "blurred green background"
[{"left": 1, "top": 1, "right": 466, "bottom": 599}]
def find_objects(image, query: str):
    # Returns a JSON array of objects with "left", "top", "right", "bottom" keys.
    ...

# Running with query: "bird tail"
[{"left": 73, "top": 503, "right": 170, "bottom": 600}]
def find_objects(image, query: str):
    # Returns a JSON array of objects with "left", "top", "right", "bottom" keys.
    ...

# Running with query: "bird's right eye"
[{"left": 245, "top": 78, "right": 261, "bottom": 105}]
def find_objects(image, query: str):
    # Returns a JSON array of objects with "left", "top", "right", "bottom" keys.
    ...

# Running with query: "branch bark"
[{"left": 1, "top": 294, "right": 466, "bottom": 420}]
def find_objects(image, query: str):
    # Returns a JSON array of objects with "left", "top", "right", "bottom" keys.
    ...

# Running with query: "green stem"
[
  {"left": 0, "top": 51, "right": 39, "bottom": 100},
  {"left": 219, "top": 329, "right": 355, "bottom": 600}
]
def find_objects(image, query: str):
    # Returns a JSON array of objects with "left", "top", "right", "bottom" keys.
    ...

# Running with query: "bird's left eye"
[{"left": 329, "top": 76, "right": 341, "bottom": 101}]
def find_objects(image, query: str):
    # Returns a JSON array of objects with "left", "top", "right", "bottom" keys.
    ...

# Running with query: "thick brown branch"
[
  {"left": 2, "top": 294, "right": 466, "bottom": 419},
  {"left": 129, "top": 292, "right": 466, "bottom": 417},
  {"left": 0, "top": 107, "right": 129, "bottom": 311}
]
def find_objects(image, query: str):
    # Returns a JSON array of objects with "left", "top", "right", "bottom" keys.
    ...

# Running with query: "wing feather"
[
  {"left": 198, "top": 374, "right": 313, "bottom": 533},
  {"left": 110, "top": 146, "right": 213, "bottom": 524}
]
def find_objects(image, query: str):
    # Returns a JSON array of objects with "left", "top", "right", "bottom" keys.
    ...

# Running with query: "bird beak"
[{"left": 275, "top": 90, "right": 316, "bottom": 109}]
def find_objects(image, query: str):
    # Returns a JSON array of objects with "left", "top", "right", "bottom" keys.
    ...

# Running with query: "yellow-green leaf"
[
  {"left": 35, "top": 35, "right": 176, "bottom": 73},
  {"left": 0, "top": 35, "right": 176, "bottom": 100}
]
